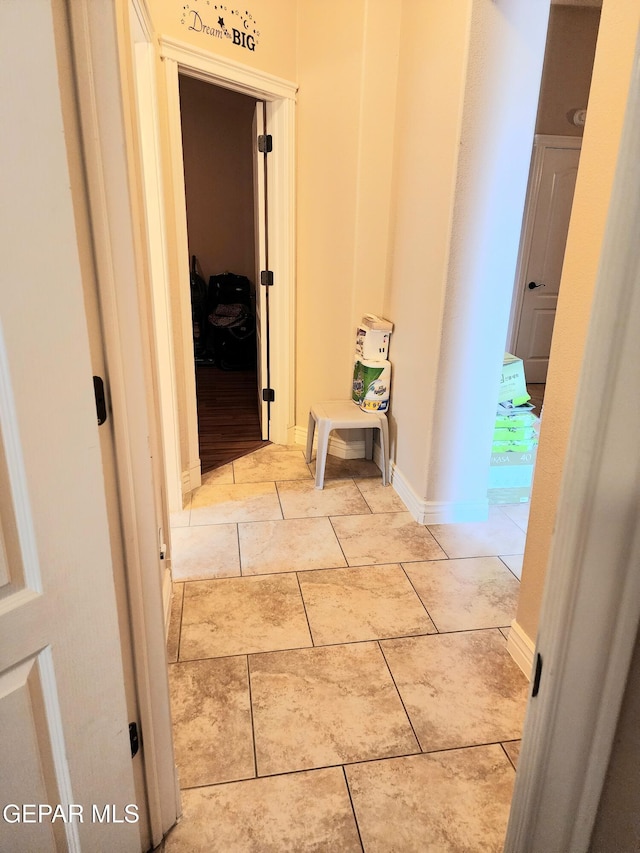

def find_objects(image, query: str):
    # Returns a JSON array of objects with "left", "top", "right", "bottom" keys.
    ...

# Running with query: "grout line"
[
  {"left": 400, "top": 564, "right": 441, "bottom": 633},
  {"left": 376, "top": 640, "right": 423, "bottom": 752},
  {"left": 500, "top": 741, "right": 519, "bottom": 772},
  {"left": 422, "top": 525, "right": 452, "bottom": 558},
  {"left": 173, "top": 626, "right": 514, "bottom": 666},
  {"left": 498, "top": 555, "right": 523, "bottom": 582},
  {"left": 295, "top": 572, "right": 316, "bottom": 647},
  {"left": 273, "top": 480, "right": 285, "bottom": 519},
  {"left": 236, "top": 523, "right": 243, "bottom": 576},
  {"left": 175, "top": 582, "right": 186, "bottom": 662},
  {"left": 245, "top": 655, "right": 259, "bottom": 779},
  {"left": 327, "top": 515, "right": 351, "bottom": 568},
  {"left": 178, "top": 739, "right": 521, "bottom": 794},
  {"left": 342, "top": 765, "right": 365, "bottom": 852}
]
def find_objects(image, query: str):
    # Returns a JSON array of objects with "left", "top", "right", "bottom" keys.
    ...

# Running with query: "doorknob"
[{"left": 528, "top": 281, "right": 546, "bottom": 290}]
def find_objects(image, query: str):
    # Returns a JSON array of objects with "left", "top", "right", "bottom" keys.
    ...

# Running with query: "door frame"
[
  {"left": 130, "top": 4, "right": 183, "bottom": 516},
  {"left": 159, "top": 37, "right": 297, "bottom": 493},
  {"left": 506, "top": 134, "right": 582, "bottom": 354},
  {"left": 68, "top": 0, "right": 179, "bottom": 846}
]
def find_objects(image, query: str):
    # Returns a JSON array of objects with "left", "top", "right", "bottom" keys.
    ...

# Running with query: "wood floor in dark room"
[{"left": 196, "top": 364, "right": 268, "bottom": 472}]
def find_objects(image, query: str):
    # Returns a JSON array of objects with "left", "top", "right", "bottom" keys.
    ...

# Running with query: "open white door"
[
  {"left": 513, "top": 137, "right": 581, "bottom": 382},
  {"left": 0, "top": 2, "right": 139, "bottom": 850},
  {"left": 253, "top": 102, "right": 270, "bottom": 439}
]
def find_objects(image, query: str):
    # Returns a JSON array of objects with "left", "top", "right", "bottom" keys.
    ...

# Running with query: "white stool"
[{"left": 305, "top": 401, "right": 390, "bottom": 489}]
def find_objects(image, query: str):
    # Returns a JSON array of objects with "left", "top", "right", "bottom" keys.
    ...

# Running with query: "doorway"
[
  {"left": 506, "top": 4, "right": 601, "bottom": 374},
  {"left": 492, "top": 3, "right": 600, "bottom": 510},
  {"left": 158, "top": 40, "right": 297, "bottom": 504},
  {"left": 178, "top": 76, "right": 268, "bottom": 471}
]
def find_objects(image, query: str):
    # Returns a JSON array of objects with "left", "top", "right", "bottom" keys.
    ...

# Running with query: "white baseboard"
[
  {"left": 383, "top": 458, "right": 424, "bottom": 521},
  {"left": 421, "top": 500, "right": 489, "bottom": 524},
  {"left": 507, "top": 618, "right": 535, "bottom": 679},
  {"left": 294, "top": 425, "right": 369, "bottom": 460},
  {"left": 182, "top": 460, "right": 201, "bottom": 495},
  {"left": 294, "top": 424, "right": 488, "bottom": 525},
  {"left": 383, "top": 459, "right": 488, "bottom": 525}
]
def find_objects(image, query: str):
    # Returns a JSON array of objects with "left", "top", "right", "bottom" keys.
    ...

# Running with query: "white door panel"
[
  {"left": 515, "top": 142, "right": 580, "bottom": 382},
  {"left": 253, "top": 102, "right": 270, "bottom": 439},
  {"left": 0, "top": 2, "right": 138, "bottom": 850}
]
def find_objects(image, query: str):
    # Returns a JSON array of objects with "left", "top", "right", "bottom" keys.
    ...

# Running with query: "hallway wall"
[
  {"left": 145, "top": 0, "right": 552, "bottom": 516},
  {"left": 516, "top": 0, "right": 640, "bottom": 641},
  {"left": 148, "top": 0, "right": 297, "bottom": 80},
  {"left": 295, "top": 0, "right": 401, "bottom": 414},
  {"left": 382, "top": 2, "right": 472, "bottom": 500},
  {"left": 388, "top": 0, "right": 549, "bottom": 517}
]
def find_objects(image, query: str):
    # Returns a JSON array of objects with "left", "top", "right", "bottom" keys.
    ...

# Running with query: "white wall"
[
  {"left": 383, "top": 1, "right": 473, "bottom": 502},
  {"left": 296, "top": 0, "right": 401, "bottom": 420},
  {"left": 391, "top": 0, "right": 550, "bottom": 521}
]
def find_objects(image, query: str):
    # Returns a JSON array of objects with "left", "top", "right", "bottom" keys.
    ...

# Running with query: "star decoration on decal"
[{"left": 218, "top": 16, "right": 224, "bottom": 26}]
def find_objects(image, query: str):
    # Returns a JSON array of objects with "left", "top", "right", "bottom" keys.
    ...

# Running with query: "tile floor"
[{"left": 160, "top": 444, "right": 529, "bottom": 852}]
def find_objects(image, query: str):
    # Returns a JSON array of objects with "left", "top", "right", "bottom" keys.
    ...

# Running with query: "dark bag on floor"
[
  {"left": 208, "top": 272, "right": 251, "bottom": 307},
  {"left": 204, "top": 273, "right": 255, "bottom": 369}
]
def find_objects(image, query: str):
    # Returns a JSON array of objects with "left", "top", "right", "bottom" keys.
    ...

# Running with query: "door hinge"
[
  {"left": 531, "top": 653, "right": 543, "bottom": 698},
  {"left": 260, "top": 270, "right": 274, "bottom": 287},
  {"left": 93, "top": 376, "right": 107, "bottom": 426},
  {"left": 262, "top": 388, "right": 275, "bottom": 402},
  {"left": 129, "top": 722, "right": 140, "bottom": 758},
  {"left": 258, "top": 134, "right": 272, "bottom": 153}
]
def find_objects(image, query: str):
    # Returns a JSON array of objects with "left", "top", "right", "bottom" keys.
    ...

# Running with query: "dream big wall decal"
[{"left": 181, "top": 2, "right": 261, "bottom": 52}]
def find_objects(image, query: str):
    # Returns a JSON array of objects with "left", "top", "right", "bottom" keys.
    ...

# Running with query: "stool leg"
[
  {"left": 379, "top": 417, "right": 390, "bottom": 486},
  {"left": 305, "top": 411, "right": 315, "bottom": 463},
  {"left": 315, "top": 421, "right": 330, "bottom": 489},
  {"left": 364, "top": 428, "right": 373, "bottom": 460}
]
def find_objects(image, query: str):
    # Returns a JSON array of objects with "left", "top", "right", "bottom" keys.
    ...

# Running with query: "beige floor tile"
[
  {"left": 298, "top": 564, "right": 436, "bottom": 645},
  {"left": 169, "top": 657, "right": 254, "bottom": 788},
  {"left": 234, "top": 449, "right": 312, "bottom": 484},
  {"left": 179, "top": 574, "right": 312, "bottom": 660},
  {"left": 500, "top": 502, "right": 530, "bottom": 532},
  {"left": 166, "top": 583, "right": 184, "bottom": 664},
  {"left": 163, "top": 768, "right": 361, "bottom": 853},
  {"left": 502, "top": 739, "right": 521, "bottom": 769},
  {"left": 276, "top": 478, "right": 370, "bottom": 519},
  {"left": 331, "top": 512, "right": 446, "bottom": 566},
  {"left": 171, "top": 524, "right": 240, "bottom": 581},
  {"left": 427, "top": 507, "right": 526, "bottom": 558},
  {"left": 404, "top": 556, "right": 520, "bottom": 632},
  {"left": 256, "top": 442, "right": 307, "bottom": 453},
  {"left": 308, "top": 455, "right": 382, "bottom": 480},
  {"left": 239, "top": 517, "right": 347, "bottom": 575},
  {"left": 500, "top": 626, "right": 511, "bottom": 641},
  {"left": 355, "top": 478, "right": 407, "bottom": 513},
  {"left": 249, "top": 642, "right": 419, "bottom": 775},
  {"left": 501, "top": 553, "right": 524, "bottom": 580},
  {"left": 170, "top": 508, "right": 191, "bottom": 528},
  {"left": 190, "top": 481, "right": 283, "bottom": 525},
  {"left": 346, "top": 745, "right": 515, "bottom": 853},
  {"left": 200, "top": 463, "right": 234, "bottom": 486},
  {"left": 380, "top": 630, "right": 528, "bottom": 751}
]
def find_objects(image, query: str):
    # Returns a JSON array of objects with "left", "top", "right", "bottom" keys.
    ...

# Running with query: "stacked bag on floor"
[
  {"left": 351, "top": 315, "right": 394, "bottom": 413},
  {"left": 488, "top": 353, "right": 540, "bottom": 504},
  {"left": 203, "top": 272, "right": 256, "bottom": 370}
]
